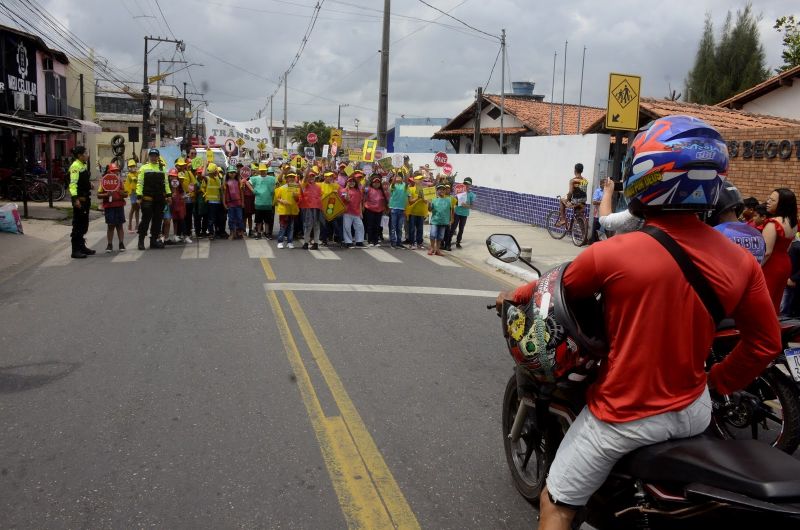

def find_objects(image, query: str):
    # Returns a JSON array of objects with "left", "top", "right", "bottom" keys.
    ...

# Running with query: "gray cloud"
[{"left": 9, "top": 0, "right": 795, "bottom": 131}]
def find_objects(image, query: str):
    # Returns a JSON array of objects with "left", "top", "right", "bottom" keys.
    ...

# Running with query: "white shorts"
[{"left": 546, "top": 387, "right": 711, "bottom": 507}]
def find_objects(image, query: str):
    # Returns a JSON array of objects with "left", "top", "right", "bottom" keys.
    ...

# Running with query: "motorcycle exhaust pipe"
[{"left": 509, "top": 400, "right": 529, "bottom": 443}]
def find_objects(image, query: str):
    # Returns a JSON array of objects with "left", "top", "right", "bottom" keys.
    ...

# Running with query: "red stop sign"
[
  {"left": 240, "top": 167, "right": 252, "bottom": 179},
  {"left": 433, "top": 151, "right": 448, "bottom": 167},
  {"left": 442, "top": 163, "right": 453, "bottom": 175},
  {"left": 101, "top": 174, "right": 120, "bottom": 191},
  {"left": 307, "top": 132, "right": 318, "bottom": 145}
]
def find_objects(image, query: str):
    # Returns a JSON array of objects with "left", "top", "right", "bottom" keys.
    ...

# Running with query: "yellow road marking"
[
  {"left": 284, "top": 291, "right": 420, "bottom": 529},
  {"left": 263, "top": 264, "right": 419, "bottom": 528},
  {"left": 260, "top": 257, "right": 276, "bottom": 280}
]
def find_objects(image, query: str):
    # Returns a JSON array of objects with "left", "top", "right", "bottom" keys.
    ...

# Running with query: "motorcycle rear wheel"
[
  {"left": 711, "top": 367, "right": 800, "bottom": 454},
  {"left": 502, "top": 374, "right": 556, "bottom": 506}
]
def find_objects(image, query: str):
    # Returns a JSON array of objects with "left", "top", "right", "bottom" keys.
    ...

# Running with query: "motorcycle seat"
[
  {"left": 715, "top": 318, "right": 737, "bottom": 331},
  {"left": 615, "top": 435, "right": 800, "bottom": 501},
  {"left": 778, "top": 317, "right": 800, "bottom": 341}
]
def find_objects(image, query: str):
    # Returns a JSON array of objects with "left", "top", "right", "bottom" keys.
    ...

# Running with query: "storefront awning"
[
  {"left": 72, "top": 118, "right": 102, "bottom": 134},
  {"left": 0, "top": 117, "right": 71, "bottom": 133}
]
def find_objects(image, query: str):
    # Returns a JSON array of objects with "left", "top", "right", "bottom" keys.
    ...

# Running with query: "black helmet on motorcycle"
[{"left": 504, "top": 263, "right": 606, "bottom": 384}]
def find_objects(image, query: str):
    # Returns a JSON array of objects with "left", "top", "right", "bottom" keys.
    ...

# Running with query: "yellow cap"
[
  {"left": 258, "top": 163, "right": 268, "bottom": 171},
  {"left": 176, "top": 157, "right": 187, "bottom": 166},
  {"left": 207, "top": 163, "right": 218, "bottom": 173},
  {"left": 127, "top": 159, "right": 137, "bottom": 167}
]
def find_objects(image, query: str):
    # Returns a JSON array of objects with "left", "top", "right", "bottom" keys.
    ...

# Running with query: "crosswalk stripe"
[
  {"left": 309, "top": 249, "right": 341, "bottom": 260},
  {"left": 181, "top": 239, "right": 209, "bottom": 259},
  {"left": 362, "top": 247, "right": 402, "bottom": 263},
  {"left": 419, "top": 252, "right": 461, "bottom": 267},
  {"left": 40, "top": 252, "right": 72, "bottom": 267},
  {"left": 245, "top": 239, "right": 275, "bottom": 258},
  {"left": 111, "top": 249, "right": 145, "bottom": 262}
]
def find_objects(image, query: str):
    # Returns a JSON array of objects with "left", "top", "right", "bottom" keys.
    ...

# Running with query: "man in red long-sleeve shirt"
[{"left": 498, "top": 116, "right": 782, "bottom": 530}]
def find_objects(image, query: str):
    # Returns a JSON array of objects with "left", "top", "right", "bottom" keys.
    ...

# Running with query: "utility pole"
[
  {"left": 269, "top": 95, "right": 274, "bottom": 147},
  {"left": 472, "top": 86, "right": 482, "bottom": 154},
  {"left": 337, "top": 103, "right": 349, "bottom": 130},
  {"left": 377, "top": 0, "right": 391, "bottom": 148},
  {"left": 560, "top": 40, "right": 567, "bottom": 135},
  {"left": 283, "top": 72, "right": 288, "bottom": 150},
  {"left": 183, "top": 81, "right": 188, "bottom": 141},
  {"left": 499, "top": 29, "right": 506, "bottom": 154},
  {"left": 79, "top": 74, "right": 84, "bottom": 120},
  {"left": 141, "top": 36, "right": 184, "bottom": 151},
  {"left": 577, "top": 46, "right": 586, "bottom": 133},
  {"left": 549, "top": 51, "right": 556, "bottom": 135},
  {"left": 156, "top": 59, "right": 186, "bottom": 148}
]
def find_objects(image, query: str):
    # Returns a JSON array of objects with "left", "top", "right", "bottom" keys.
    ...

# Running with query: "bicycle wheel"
[
  {"left": 49, "top": 181, "right": 66, "bottom": 201},
  {"left": 29, "top": 181, "right": 47, "bottom": 202},
  {"left": 546, "top": 210, "right": 568, "bottom": 240},
  {"left": 571, "top": 216, "right": 588, "bottom": 246}
]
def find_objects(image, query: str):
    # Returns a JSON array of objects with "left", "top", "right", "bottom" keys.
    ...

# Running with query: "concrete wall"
[
  {"left": 741, "top": 84, "right": 800, "bottom": 120},
  {"left": 398, "top": 133, "right": 610, "bottom": 226}
]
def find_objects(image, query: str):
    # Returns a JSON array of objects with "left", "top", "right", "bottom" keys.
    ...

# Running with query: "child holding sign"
[{"left": 97, "top": 163, "right": 128, "bottom": 252}]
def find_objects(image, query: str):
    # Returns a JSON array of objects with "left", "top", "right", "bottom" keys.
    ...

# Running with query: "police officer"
[
  {"left": 136, "top": 148, "right": 171, "bottom": 250},
  {"left": 69, "top": 145, "right": 95, "bottom": 259}
]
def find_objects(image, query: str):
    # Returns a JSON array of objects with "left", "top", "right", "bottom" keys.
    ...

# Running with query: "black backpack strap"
[{"left": 641, "top": 224, "right": 726, "bottom": 325}]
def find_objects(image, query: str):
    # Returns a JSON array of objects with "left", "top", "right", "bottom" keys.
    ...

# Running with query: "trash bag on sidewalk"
[{"left": 0, "top": 203, "right": 24, "bottom": 234}]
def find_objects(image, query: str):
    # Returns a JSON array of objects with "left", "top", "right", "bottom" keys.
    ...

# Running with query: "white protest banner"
[{"left": 204, "top": 109, "right": 273, "bottom": 156}]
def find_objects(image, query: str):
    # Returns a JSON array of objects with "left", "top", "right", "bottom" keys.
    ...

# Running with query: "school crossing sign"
[{"left": 605, "top": 73, "right": 641, "bottom": 131}]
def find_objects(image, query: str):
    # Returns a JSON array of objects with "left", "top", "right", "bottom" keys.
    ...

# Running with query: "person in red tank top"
[
  {"left": 762, "top": 188, "right": 798, "bottom": 313},
  {"left": 498, "top": 116, "right": 782, "bottom": 530}
]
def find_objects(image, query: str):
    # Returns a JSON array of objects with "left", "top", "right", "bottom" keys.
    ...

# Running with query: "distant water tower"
[{"left": 511, "top": 81, "right": 535, "bottom": 96}]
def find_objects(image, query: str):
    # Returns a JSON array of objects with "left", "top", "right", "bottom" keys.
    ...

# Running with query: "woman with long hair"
[{"left": 762, "top": 187, "right": 798, "bottom": 313}]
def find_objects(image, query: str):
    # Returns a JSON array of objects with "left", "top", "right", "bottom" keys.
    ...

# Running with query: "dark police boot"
[
  {"left": 150, "top": 237, "right": 164, "bottom": 249},
  {"left": 138, "top": 235, "right": 146, "bottom": 250}
]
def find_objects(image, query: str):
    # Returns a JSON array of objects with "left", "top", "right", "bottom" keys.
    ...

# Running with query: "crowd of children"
[{"left": 100, "top": 153, "right": 476, "bottom": 257}]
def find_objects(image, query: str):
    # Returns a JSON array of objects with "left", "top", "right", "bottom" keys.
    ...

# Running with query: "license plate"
[{"left": 785, "top": 348, "right": 800, "bottom": 383}]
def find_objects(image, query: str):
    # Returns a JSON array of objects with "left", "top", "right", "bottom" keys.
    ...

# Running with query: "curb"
[{"left": 485, "top": 256, "right": 538, "bottom": 282}]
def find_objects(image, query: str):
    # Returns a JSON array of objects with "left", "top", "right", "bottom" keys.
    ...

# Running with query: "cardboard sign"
[
  {"left": 321, "top": 191, "right": 346, "bottom": 221},
  {"left": 377, "top": 157, "right": 393, "bottom": 170},
  {"left": 344, "top": 165, "right": 355, "bottom": 177},
  {"left": 422, "top": 186, "right": 437, "bottom": 202},
  {"left": 330, "top": 128, "right": 343, "bottom": 147},
  {"left": 347, "top": 148, "right": 362, "bottom": 162},
  {"left": 322, "top": 144, "right": 329, "bottom": 159},
  {"left": 362, "top": 139, "right": 378, "bottom": 162}
]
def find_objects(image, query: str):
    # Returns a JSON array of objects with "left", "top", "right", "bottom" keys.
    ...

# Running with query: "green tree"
[
  {"left": 290, "top": 120, "right": 331, "bottom": 156},
  {"left": 685, "top": 14, "right": 717, "bottom": 104},
  {"left": 775, "top": 15, "right": 800, "bottom": 71},
  {"left": 686, "top": 4, "right": 770, "bottom": 104}
]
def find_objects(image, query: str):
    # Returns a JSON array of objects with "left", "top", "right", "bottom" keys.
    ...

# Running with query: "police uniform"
[
  {"left": 68, "top": 157, "right": 92, "bottom": 255},
  {"left": 135, "top": 157, "right": 171, "bottom": 249}
]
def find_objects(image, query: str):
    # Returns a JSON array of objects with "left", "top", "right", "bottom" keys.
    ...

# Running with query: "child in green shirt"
[{"left": 428, "top": 184, "right": 454, "bottom": 256}]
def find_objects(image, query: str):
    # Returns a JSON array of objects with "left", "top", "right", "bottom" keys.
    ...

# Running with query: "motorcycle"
[{"left": 486, "top": 233, "right": 800, "bottom": 529}]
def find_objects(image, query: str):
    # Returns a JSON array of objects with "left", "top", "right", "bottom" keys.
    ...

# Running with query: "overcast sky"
[{"left": 3, "top": 0, "right": 796, "bottom": 130}]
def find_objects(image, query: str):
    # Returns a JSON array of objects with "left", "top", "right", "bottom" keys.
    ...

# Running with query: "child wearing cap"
[
  {"left": 195, "top": 167, "right": 208, "bottom": 238},
  {"left": 168, "top": 169, "right": 189, "bottom": 244},
  {"left": 176, "top": 158, "right": 196, "bottom": 239},
  {"left": 364, "top": 175, "right": 388, "bottom": 246},
  {"left": 200, "top": 163, "right": 223, "bottom": 240},
  {"left": 449, "top": 177, "right": 476, "bottom": 249},
  {"left": 250, "top": 163, "right": 276, "bottom": 239},
  {"left": 406, "top": 174, "right": 427, "bottom": 250},
  {"left": 275, "top": 173, "right": 300, "bottom": 248},
  {"left": 320, "top": 170, "right": 341, "bottom": 246},
  {"left": 224, "top": 166, "right": 248, "bottom": 240},
  {"left": 428, "top": 185, "right": 454, "bottom": 256},
  {"left": 300, "top": 170, "right": 324, "bottom": 250},
  {"left": 388, "top": 172, "right": 410, "bottom": 249},
  {"left": 340, "top": 176, "right": 365, "bottom": 248},
  {"left": 124, "top": 159, "right": 139, "bottom": 233}
]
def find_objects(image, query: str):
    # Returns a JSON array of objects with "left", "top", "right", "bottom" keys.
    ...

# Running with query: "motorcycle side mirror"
[{"left": 486, "top": 234, "right": 522, "bottom": 263}]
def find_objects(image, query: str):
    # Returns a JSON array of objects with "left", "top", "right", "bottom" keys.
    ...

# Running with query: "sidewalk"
[
  {"left": 433, "top": 210, "right": 585, "bottom": 284},
  {"left": 0, "top": 201, "right": 102, "bottom": 284}
]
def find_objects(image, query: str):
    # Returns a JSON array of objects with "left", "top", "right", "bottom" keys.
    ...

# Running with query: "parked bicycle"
[
  {"left": 545, "top": 196, "right": 588, "bottom": 246},
  {"left": 3, "top": 175, "right": 65, "bottom": 202}
]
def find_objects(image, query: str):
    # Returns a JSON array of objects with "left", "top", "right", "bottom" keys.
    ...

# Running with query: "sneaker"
[
  {"left": 455, "top": 242, "right": 462, "bottom": 249},
  {"left": 410, "top": 244, "right": 418, "bottom": 250},
  {"left": 287, "top": 242, "right": 295, "bottom": 249},
  {"left": 277, "top": 242, "right": 285, "bottom": 249},
  {"left": 396, "top": 244, "right": 407, "bottom": 249},
  {"left": 355, "top": 242, "right": 365, "bottom": 248},
  {"left": 303, "top": 242, "right": 309, "bottom": 250},
  {"left": 255, "top": 233, "right": 261, "bottom": 240},
  {"left": 310, "top": 243, "right": 319, "bottom": 250},
  {"left": 321, "top": 241, "right": 329, "bottom": 247},
  {"left": 105, "top": 243, "right": 113, "bottom": 253},
  {"left": 374, "top": 242, "right": 380, "bottom": 247},
  {"left": 368, "top": 243, "right": 375, "bottom": 247},
  {"left": 185, "top": 237, "right": 193, "bottom": 244},
  {"left": 119, "top": 242, "right": 126, "bottom": 252}
]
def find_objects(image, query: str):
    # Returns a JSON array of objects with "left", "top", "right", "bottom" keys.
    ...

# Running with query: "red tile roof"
[
  {"left": 717, "top": 64, "right": 800, "bottom": 109},
  {"left": 433, "top": 94, "right": 606, "bottom": 138},
  {"left": 432, "top": 127, "right": 527, "bottom": 138},
  {"left": 585, "top": 97, "right": 800, "bottom": 133}
]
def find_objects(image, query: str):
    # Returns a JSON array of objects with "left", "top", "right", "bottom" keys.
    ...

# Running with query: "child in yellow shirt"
[{"left": 275, "top": 173, "right": 300, "bottom": 248}]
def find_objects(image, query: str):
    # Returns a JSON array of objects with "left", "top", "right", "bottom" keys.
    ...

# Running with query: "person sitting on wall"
[{"left": 556, "top": 163, "right": 587, "bottom": 227}]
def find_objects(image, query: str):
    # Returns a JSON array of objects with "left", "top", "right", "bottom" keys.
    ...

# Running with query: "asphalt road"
[{"left": 0, "top": 222, "right": 537, "bottom": 529}]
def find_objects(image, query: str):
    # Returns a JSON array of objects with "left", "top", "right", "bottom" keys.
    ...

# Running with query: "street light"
[
  {"left": 337, "top": 103, "right": 349, "bottom": 130},
  {"left": 354, "top": 118, "right": 360, "bottom": 146}
]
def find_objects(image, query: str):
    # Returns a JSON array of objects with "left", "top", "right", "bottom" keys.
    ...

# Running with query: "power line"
[
  {"left": 484, "top": 45, "right": 501, "bottom": 91},
  {"left": 152, "top": 0, "right": 177, "bottom": 40},
  {"left": 416, "top": 0, "right": 499, "bottom": 40}
]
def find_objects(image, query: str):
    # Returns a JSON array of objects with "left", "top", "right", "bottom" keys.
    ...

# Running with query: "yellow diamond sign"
[
  {"left": 606, "top": 73, "right": 641, "bottom": 131},
  {"left": 321, "top": 191, "right": 346, "bottom": 221}
]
